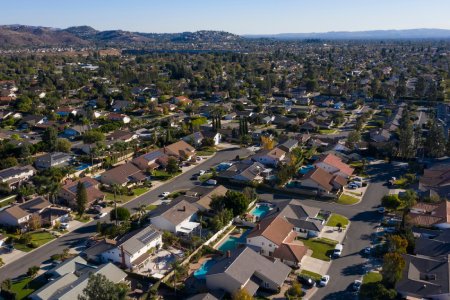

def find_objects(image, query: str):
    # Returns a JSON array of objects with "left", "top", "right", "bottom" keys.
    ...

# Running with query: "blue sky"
[{"left": 2, "top": 0, "right": 450, "bottom": 34}]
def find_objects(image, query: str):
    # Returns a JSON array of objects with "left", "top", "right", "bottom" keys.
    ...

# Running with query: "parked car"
[
  {"left": 351, "top": 181, "right": 362, "bottom": 188},
  {"left": 353, "top": 280, "right": 362, "bottom": 291},
  {"left": 92, "top": 205, "right": 102, "bottom": 213},
  {"left": 319, "top": 275, "right": 330, "bottom": 286},
  {"left": 160, "top": 192, "right": 170, "bottom": 198},
  {"left": 333, "top": 244, "right": 343, "bottom": 258},
  {"left": 199, "top": 170, "right": 206, "bottom": 176},
  {"left": 196, "top": 157, "right": 202, "bottom": 161},
  {"left": 298, "top": 275, "right": 316, "bottom": 289},
  {"left": 60, "top": 223, "right": 70, "bottom": 230},
  {"left": 205, "top": 179, "right": 217, "bottom": 185},
  {"left": 95, "top": 212, "right": 107, "bottom": 219},
  {"left": 363, "top": 246, "right": 372, "bottom": 255},
  {"left": 347, "top": 183, "right": 358, "bottom": 189},
  {"left": 378, "top": 207, "right": 385, "bottom": 214}
]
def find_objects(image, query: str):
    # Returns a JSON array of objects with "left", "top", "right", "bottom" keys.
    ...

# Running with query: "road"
[{"left": 0, "top": 146, "right": 252, "bottom": 282}]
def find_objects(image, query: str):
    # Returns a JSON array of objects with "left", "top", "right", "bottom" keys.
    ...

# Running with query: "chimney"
[{"left": 226, "top": 250, "right": 231, "bottom": 258}]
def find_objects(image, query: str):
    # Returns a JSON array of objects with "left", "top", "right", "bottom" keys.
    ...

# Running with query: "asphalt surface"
[{"left": 0, "top": 146, "right": 252, "bottom": 282}]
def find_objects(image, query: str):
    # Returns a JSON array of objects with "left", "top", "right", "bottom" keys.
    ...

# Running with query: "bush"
[
  {"left": 110, "top": 207, "right": 131, "bottom": 221},
  {"left": 28, "top": 241, "right": 39, "bottom": 248},
  {"left": 381, "top": 195, "right": 401, "bottom": 210}
]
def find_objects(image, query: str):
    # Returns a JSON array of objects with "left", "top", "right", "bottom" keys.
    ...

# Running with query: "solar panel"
[{"left": 138, "top": 229, "right": 159, "bottom": 244}]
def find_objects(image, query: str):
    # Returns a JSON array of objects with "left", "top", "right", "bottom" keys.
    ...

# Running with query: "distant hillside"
[
  {"left": 0, "top": 25, "right": 241, "bottom": 48},
  {"left": 245, "top": 28, "right": 450, "bottom": 40}
]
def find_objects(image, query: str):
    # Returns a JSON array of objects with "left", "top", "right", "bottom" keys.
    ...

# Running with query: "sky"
[{"left": 2, "top": 0, "right": 450, "bottom": 34}]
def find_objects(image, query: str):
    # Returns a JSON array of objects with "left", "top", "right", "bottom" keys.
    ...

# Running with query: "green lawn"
[
  {"left": 14, "top": 232, "right": 55, "bottom": 252},
  {"left": 300, "top": 238, "right": 337, "bottom": 261},
  {"left": 198, "top": 173, "right": 213, "bottom": 182},
  {"left": 197, "top": 150, "right": 215, "bottom": 156},
  {"left": 146, "top": 204, "right": 157, "bottom": 211},
  {"left": 11, "top": 276, "right": 47, "bottom": 300},
  {"left": 319, "top": 129, "right": 337, "bottom": 134},
  {"left": 363, "top": 272, "right": 382, "bottom": 284},
  {"left": 337, "top": 194, "right": 360, "bottom": 205},
  {"left": 152, "top": 170, "right": 180, "bottom": 181},
  {"left": 105, "top": 187, "right": 150, "bottom": 203},
  {"left": 326, "top": 214, "right": 349, "bottom": 228},
  {"left": 0, "top": 196, "right": 16, "bottom": 208},
  {"left": 74, "top": 214, "right": 91, "bottom": 223},
  {"left": 300, "top": 270, "right": 322, "bottom": 281}
]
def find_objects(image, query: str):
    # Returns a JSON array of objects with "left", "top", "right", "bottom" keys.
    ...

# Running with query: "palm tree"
[
  {"left": 135, "top": 202, "right": 147, "bottom": 225},
  {"left": 111, "top": 184, "right": 121, "bottom": 226}
]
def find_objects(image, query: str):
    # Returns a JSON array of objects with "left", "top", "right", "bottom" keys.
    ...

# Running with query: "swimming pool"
[
  {"left": 217, "top": 229, "right": 251, "bottom": 252},
  {"left": 251, "top": 205, "right": 271, "bottom": 218},
  {"left": 298, "top": 165, "right": 314, "bottom": 175},
  {"left": 193, "top": 259, "right": 216, "bottom": 279},
  {"left": 75, "top": 163, "right": 91, "bottom": 171}
]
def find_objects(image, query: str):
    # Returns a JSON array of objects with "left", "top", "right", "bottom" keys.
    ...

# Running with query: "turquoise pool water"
[
  {"left": 251, "top": 205, "right": 271, "bottom": 218},
  {"left": 194, "top": 259, "right": 216, "bottom": 279},
  {"left": 298, "top": 165, "right": 314, "bottom": 174},
  {"left": 218, "top": 229, "right": 251, "bottom": 252}
]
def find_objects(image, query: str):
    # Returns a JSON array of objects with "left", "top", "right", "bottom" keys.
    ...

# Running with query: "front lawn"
[
  {"left": 326, "top": 214, "right": 349, "bottom": 228},
  {"left": 146, "top": 204, "right": 157, "bottom": 211},
  {"left": 363, "top": 272, "right": 382, "bottom": 284},
  {"left": 14, "top": 231, "right": 55, "bottom": 252},
  {"left": 10, "top": 276, "right": 47, "bottom": 300},
  {"left": 74, "top": 214, "right": 91, "bottom": 223},
  {"left": 300, "top": 270, "right": 322, "bottom": 281},
  {"left": 319, "top": 129, "right": 337, "bottom": 134},
  {"left": 105, "top": 187, "right": 150, "bottom": 203},
  {"left": 337, "top": 194, "right": 360, "bottom": 205},
  {"left": 300, "top": 238, "right": 337, "bottom": 261},
  {"left": 198, "top": 173, "right": 213, "bottom": 182},
  {"left": 196, "top": 150, "right": 215, "bottom": 156},
  {"left": 152, "top": 170, "right": 180, "bottom": 181}
]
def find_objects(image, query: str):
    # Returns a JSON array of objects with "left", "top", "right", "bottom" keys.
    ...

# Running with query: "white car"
[
  {"left": 205, "top": 179, "right": 217, "bottom": 185},
  {"left": 95, "top": 212, "right": 107, "bottom": 219},
  {"left": 160, "top": 192, "right": 170, "bottom": 198},
  {"left": 199, "top": 170, "right": 206, "bottom": 176},
  {"left": 60, "top": 223, "right": 69, "bottom": 230},
  {"left": 319, "top": 275, "right": 330, "bottom": 286}
]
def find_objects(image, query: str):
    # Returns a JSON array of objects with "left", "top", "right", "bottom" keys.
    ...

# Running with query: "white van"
[{"left": 333, "top": 244, "right": 343, "bottom": 258}]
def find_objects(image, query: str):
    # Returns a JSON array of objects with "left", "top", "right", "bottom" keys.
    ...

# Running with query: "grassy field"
[
  {"left": 11, "top": 276, "right": 47, "bottom": 300},
  {"left": 14, "top": 232, "right": 55, "bottom": 252},
  {"left": 326, "top": 214, "right": 349, "bottom": 228},
  {"left": 300, "top": 270, "right": 322, "bottom": 281},
  {"left": 337, "top": 194, "right": 360, "bottom": 205},
  {"left": 363, "top": 272, "right": 382, "bottom": 284},
  {"left": 300, "top": 238, "right": 337, "bottom": 261}
]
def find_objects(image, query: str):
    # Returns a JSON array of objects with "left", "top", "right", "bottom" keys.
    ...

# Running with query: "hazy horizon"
[{"left": 2, "top": 0, "right": 450, "bottom": 35}]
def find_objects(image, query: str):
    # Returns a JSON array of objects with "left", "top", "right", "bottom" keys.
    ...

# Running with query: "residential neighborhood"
[{"left": 0, "top": 4, "right": 450, "bottom": 300}]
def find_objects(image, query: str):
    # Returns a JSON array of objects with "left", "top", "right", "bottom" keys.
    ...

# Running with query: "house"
[
  {"left": 100, "top": 162, "right": 147, "bottom": 186},
  {"left": 112, "top": 100, "right": 132, "bottom": 112},
  {"left": 408, "top": 201, "right": 450, "bottom": 229},
  {"left": 59, "top": 177, "right": 105, "bottom": 208},
  {"left": 246, "top": 216, "right": 308, "bottom": 267},
  {"left": 314, "top": 153, "right": 354, "bottom": 178},
  {"left": 0, "top": 197, "right": 69, "bottom": 228},
  {"left": 163, "top": 140, "right": 196, "bottom": 161},
  {"left": 30, "top": 260, "right": 127, "bottom": 300},
  {"left": 0, "top": 165, "right": 36, "bottom": 189},
  {"left": 150, "top": 200, "right": 199, "bottom": 234},
  {"left": 101, "top": 226, "right": 162, "bottom": 270},
  {"left": 132, "top": 149, "right": 168, "bottom": 171},
  {"left": 369, "top": 129, "right": 391, "bottom": 143},
  {"left": 19, "top": 115, "right": 46, "bottom": 129},
  {"left": 415, "top": 229, "right": 450, "bottom": 258},
  {"left": 218, "top": 161, "right": 267, "bottom": 184},
  {"left": 418, "top": 164, "right": 450, "bottom": 199},
  {"left": 56, "top": 107, "right": 78, "bottom": 117},
  {"left": 34, "top": 152, "right": 72, "bottom": 170},
  {"left": 278, "top": 139, "right": 299, "bottom": 153},
  {"left": 300, "top": 167, "right": 347, "bottom": 194},
  {"left": 172, "top": 185, "right": 228, "bottom": 212},
  {"left": 172, "top": 96, "right": 192, "bottom": 106},
  {"left": 107, "top": 113, "right": 131, "bottom": 124},
  {"left": 107, "top": 130, "right": 138, "bottom": 143},
  {"left": 251, "top": 147, "right": 286, "bottom": 167},
  {"left": 396, "top": 254, "right": 450, "bottom": 300},
  {"left": 182, "top": 131, "right": 205, "bottom": 147},
  {"left": 205, "top": 247, "right": 291, "bottom": 296},
  {"left": 63, "top": 125, "right": 88, "bottom": 138}
]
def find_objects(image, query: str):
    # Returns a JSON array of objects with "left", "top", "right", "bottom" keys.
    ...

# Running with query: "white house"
[
  {"left": 0, "top": 165, "right": 36, "bottom": 189},
  {"left": 252, "top": 147, "right": 286, "bottom": 167},
  {"left": 101, "top": 226, "right": 162, "bottom": 270},
  {"left": 150, "top": 200, "right": 199, "bottom": 234}
]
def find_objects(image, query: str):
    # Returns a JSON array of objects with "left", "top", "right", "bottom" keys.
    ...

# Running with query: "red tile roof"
[{"left": 315, "top": 153, "right": 354, "bottom": 177}]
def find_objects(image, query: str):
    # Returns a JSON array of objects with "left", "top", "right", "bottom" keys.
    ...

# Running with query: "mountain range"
[
  {"left": 245, "top": 28, "right": 450, "bottom": 40},
  {"left": 0, "top": 25, "right": 449, "bottom": 48}
]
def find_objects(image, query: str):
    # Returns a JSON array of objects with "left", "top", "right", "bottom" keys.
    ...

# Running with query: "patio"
[{"left": 136, "top": 247, "right": 185, "bottom": 278}]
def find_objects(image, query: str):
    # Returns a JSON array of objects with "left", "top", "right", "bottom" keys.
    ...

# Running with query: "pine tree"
[
  {"left": 76, "top": 181, "right": 88, "bottom": 216},
  {"left": 426, "top": 117, "right": 446, "bottom": 158},
  {"left": 398, "top": 109, "right": 415, "bottom": 159}
]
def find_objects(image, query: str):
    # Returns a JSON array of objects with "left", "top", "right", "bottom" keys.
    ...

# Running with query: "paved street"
[{"left": 0, "top": 146, "right": 252, "bottom": 282}]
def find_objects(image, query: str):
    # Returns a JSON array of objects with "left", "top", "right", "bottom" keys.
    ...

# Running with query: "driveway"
[
  {"left": 0, "top": 146, "right": 252, "bottom": 282},
  {"left": 301, "top": 255, "right": 331, "bottom": 276}
]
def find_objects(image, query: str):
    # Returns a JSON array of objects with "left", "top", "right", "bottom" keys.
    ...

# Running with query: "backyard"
[{"left": 300, "top": 237, "right": 337, "bottom": 261}]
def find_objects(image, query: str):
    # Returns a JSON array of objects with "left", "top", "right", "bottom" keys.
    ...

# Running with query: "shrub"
[{"left": 381, "top": 195, "right": 401, "bottom": 210}]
